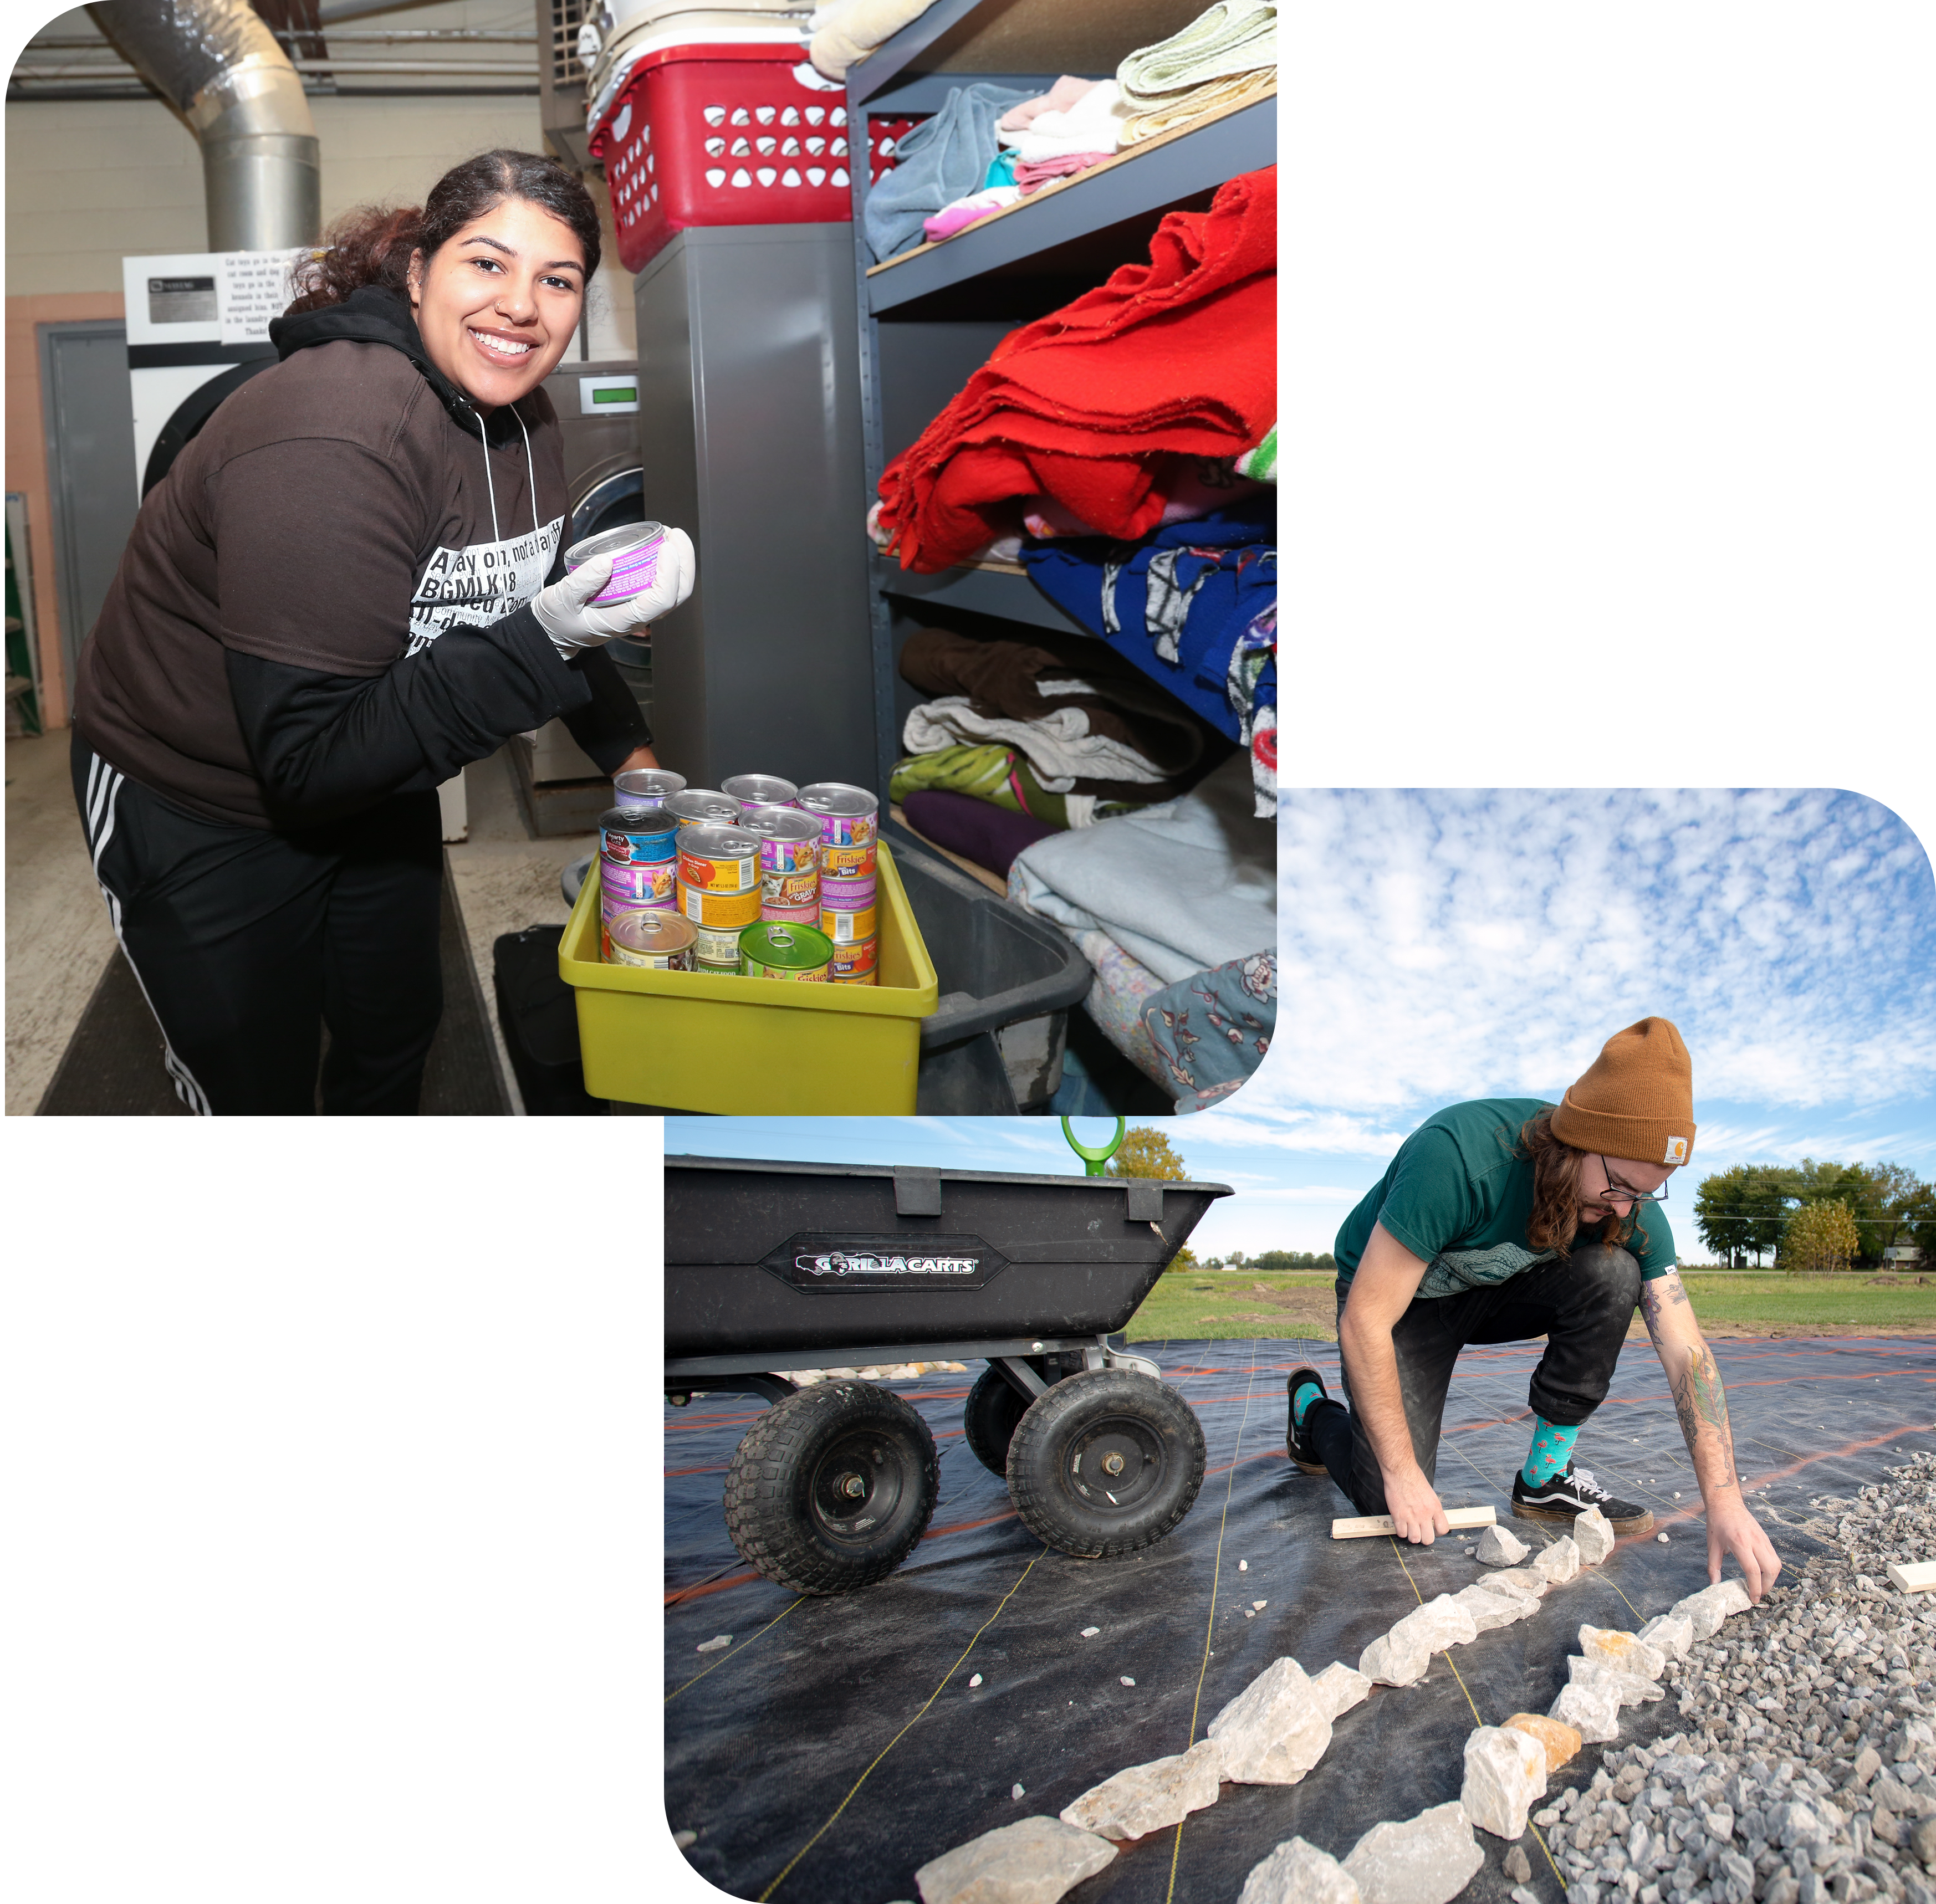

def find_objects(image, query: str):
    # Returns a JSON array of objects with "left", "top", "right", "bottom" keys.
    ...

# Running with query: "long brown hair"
[
  {"left": 284, "top": 149, "right": 601, "bottom": 315},
  {"left": 1518, "top": 1106, "right": 1637, "bottom": 1259}
]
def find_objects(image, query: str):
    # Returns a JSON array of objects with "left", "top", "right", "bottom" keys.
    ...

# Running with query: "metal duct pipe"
[{"left": 86, "top": 0, "right": 321, "bottom": 252}]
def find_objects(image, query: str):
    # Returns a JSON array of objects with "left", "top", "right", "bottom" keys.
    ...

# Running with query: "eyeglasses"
[{"left": 1597, "top": 1158, "right": 1670, "bottom": 1205}]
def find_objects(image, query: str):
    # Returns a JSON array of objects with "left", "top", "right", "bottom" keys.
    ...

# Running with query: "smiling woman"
[{"left": 66, "top": 149, "right": 697, "bottom": 1116}]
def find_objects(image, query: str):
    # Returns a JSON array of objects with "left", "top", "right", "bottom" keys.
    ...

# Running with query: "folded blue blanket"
[
  {"left": 1142, "top": 951, "right": 1276, "bottom": 1114},
  {"left": 1019, "top": 499, "right": 1276, "bottom": 743}
]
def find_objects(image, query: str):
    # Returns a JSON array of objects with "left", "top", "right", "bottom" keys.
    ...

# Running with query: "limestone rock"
[
  {"left": 1059, "top": 1738, "right": 1224, "bottom": 1840},
  {"left": 1358, "top": 1629, "right": 1430, "bottom": 1688},
  {"left": 1504, "top": 1713, "right": 1582, "bottom": 1775},
  {"left": 1565, "top": 1654, "right": 1666, "bottom": 1707},
  {"left": 1343, "top": 1801, "right": 1485, "bottom": 1904},
  {"left": 1483, "top": 1567, "right": 1550, "bottom": 1601},
  {"left": 1474, "top": 1523, "right": 1531, "bottom": 1568},
  {"left": 1239, "top": 1835, "right": 1363, "bottom": 1904},
  {"left": 1549, "top": 1678, "right": 1620, "bottom": 1744},
  {"left": 1635, "top": 1611, "right": 1694, "bottom": 1661},
  {"left": 1531, "top": 1536, "right": 1581, "bottom": 1584},
  {"left": 1571, "top": 1506, "right": 1615, "bottom": 1564},
  {"left": 1577, "top": 1625, "right": 1668, "bottom": 1681},
  {"left": 1502, "top": 1845, "right": 1533, "bottom": 1884},
  {"left": 1360, "top": 1596, "right": 1478, "bottom": 1687},
  {"left": 1209, "top": 1657, "right": 1334, "bottom": 1784},
  {"left": 1453, "top": 1583, "right": 1536, "bottom": 1633},
  {"left": 1462, "top": 1726, "right": 1548, "bottom": 1840},
  {"left": 1671, "top": 1578, "right": 1752, "bottom": 1639},
  {"left": 1310, "top": 1661, "right": 1373, "bottom": 1722},
  {"left": 915, "top": 1816, "right": 1116, "bottom": 1904}
]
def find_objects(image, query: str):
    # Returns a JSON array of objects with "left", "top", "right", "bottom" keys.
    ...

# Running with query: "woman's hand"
[{"left": 532, "top": 529, "right": 696, "bottom": 653}]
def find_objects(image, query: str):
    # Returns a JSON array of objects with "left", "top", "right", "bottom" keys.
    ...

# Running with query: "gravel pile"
[{"left": 1541, "top": 1452, "right": 1936, "bottom": 1904}]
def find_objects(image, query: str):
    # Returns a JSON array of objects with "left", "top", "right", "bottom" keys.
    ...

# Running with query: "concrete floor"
[
  {"left": 5, "top": 729, "right": 116, "bottom": 1114},
  {"left": 4, "top": 730, "right": 596, "bottom": 1117}
]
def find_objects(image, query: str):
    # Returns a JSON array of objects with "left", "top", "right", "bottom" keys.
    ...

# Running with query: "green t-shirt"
[{"left": 1334, "top": 1098, "right": 1676, "bottom": 1298}]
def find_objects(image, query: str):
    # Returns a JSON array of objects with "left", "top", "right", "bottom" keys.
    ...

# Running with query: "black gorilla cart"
[{"left": 665, "top": 1155, "right": 1232, "bottom": 1595}]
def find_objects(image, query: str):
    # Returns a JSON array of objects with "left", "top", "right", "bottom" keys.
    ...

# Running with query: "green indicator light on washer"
[{"left": 592, "top": 386, "right": 637, "bottom": 404}]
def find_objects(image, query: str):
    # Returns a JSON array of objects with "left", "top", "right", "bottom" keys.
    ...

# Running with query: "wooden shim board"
[
  {"left": 1886, "top": 1562, "right": 1936, "bottom": 1593},
  {"left": 1332, "top": 1506, "right": 1498, "bottom": 1540}
]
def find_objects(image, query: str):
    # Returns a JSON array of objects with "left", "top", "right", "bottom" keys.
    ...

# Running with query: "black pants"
[
  {"left": 72, "top": 735, "right": 444, "bottom": 1115},
  {"left": 1307, "top": 1245, "right": 1642, "bottom": 1516}
]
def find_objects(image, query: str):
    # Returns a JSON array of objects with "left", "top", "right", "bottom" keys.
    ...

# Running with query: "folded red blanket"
[{"left": 876, "top": 166, "right": 1276, "bottom": 574}]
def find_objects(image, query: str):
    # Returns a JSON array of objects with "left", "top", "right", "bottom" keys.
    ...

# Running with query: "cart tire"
[
  {"left": 723, "top": 1381, "right": 939, "bottom": 1595},
  {"left": 1005, "top": 1369, "right": 1207, "bottom": 1560},
  {"left": 962, "top": 1368, "right": 1031, "bottom": 1476}
]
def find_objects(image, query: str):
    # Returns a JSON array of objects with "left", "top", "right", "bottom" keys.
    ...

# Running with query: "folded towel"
[
  {"left": 888, "top": 743, "right": 1152, "bottom": 822},
  {"left": 1118, "top": 0, "right": 1276, "bottom": 106},
  {"left": 904, "top": 697, "right": 1173, "bottom": 790},
  {"left": 999, "top": 79, "right": 1131, "bottom": 163},
  {"left": 902, "top": 790, "right": 1061, "bottom": 878},
  {"left": 1121, "top": 65, "right": 1276, "bottom": 145},
  {"left": 923, "top": 185, "right": 1020, "bottom": 243},
  {"left": 809, "top": 0, "right": 942, "bottom": 80},
  {"left": 1015, "top": 150, "right": 1115, "bottom": 197},
  {"left": 1235, "top": 421, "right": 1277, "bottom": 483},
  {"left": 997, "top": 75, "right": 1096, "bottom": 132},
  {"left": 862, "top": 81, "right": 1035, "bottom": 259}
]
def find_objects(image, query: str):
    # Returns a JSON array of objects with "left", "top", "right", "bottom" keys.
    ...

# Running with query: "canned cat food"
[
  {"left": 739, "top": 808, "right": 821, "bottom": 878},
  {"left": 820, "top": 902, "right": 878, "bottom": 944},
  {"left": 602, "top": 858, "right": 677, "bottom": 907},
  {"left": 665, "top": 790, "right": 744, "bottom": 830},
  {"left": 762, "top": 871, "right": 819, "bottom": 910},
  {"left": 739, "top": 921, "right": 833, "bottom": 981},
  {"left": 564, "top": 520, "right": 667, "bottom": 604},
  {"left": 606, "top": 909, "right": 697, "bottom": 970},
  {"left": 762, "top": 899, "right": 820, "bottom": 926},
  {"left": 722, "top": 773, "right": 799, "bottom": 810},
  {"left": 691, "top": 922, "right": 747, "bottom": 966},
  {"left": 682, "top": 883, "right": 762, "bottom": 929},
  {"left": 818, "top": 841, "right": 877, "bottom": 880},
  {"left": 738, "top": 801, "right": 799, "bottom": 827},
  {"left": 599, "top": 805, "right": 680, "bottom": 864},
  {"left": 797, "top": 782, "right": 879, "bottom": 850},
  {"left": 829, "top": 936, "right": 882, "bottom": 982},
  {"left": 819, "top": 872, "right": 877, "bottom": 910},
  {"left": 611, "top": 767, "right": 685, "bottom": 808},
  {"left": 677, "top": 825, "right": 761, "bottom": 895}
]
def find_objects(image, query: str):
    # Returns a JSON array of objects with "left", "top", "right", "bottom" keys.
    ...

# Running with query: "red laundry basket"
[{"left": 589, "top": 44, "right": 923, "bottom": 273}]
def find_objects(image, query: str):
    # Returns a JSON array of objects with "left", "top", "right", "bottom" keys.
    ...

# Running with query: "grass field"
[{"left": 1121, "top": 1270, "right": 1936, "bottom": 1343}]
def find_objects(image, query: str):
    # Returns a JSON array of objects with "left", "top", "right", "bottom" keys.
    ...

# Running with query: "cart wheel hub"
[
  {"left": 1101, "top": 1453, "right": 1125, "bottom": 1477},
  {"left": 839, "top": 1473, "right": 867, "bottom": 1499},
  {"left": 1068, "top": 1417, "right": 1166, "bottom": 1513}
]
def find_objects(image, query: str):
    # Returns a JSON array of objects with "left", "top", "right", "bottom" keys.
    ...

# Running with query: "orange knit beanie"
[{"left": 1550, "top": 1017, "right": 1696, "bottom": 1168}]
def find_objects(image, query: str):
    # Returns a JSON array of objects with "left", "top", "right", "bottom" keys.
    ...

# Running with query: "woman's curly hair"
[{"left": 285, "top": 149, "right": 600, "bottom": 314}]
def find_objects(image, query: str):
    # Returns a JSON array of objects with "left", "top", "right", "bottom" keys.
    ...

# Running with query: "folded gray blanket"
[{"left": 862, "top": 81, "right": 1034, "bottom": 260}]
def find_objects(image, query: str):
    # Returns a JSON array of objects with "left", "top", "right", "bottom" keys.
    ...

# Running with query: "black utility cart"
[{"left": 666, "top": 1155, "right": 1231, "bottom": 1594}]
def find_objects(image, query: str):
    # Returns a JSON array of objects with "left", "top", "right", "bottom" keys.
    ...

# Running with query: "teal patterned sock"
[
  {"left": 1291, "top": 1378, "right": 1323, "bottom": 1429},
  {"left": 1521, "top": 1417, "right": 1580, "bottom": 1486}
]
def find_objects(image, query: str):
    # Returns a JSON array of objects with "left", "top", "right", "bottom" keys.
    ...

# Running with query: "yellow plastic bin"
[{"left": 559, "top": 840, "right": 939, "bottom": 1112}]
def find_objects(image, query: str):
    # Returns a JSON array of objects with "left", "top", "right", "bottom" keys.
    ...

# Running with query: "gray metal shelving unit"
[{"left": 843, "top": 0, "right": 1278, "bottom": 797}]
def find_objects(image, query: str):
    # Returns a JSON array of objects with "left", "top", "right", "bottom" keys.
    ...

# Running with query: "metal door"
[{"left": 38, "top": 321, "right": 139, "bottom": 702}]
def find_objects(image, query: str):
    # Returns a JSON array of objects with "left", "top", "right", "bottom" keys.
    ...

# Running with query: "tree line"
[{"left": 1692, "top": 1160, "right": 1935, "bottom": 1271}]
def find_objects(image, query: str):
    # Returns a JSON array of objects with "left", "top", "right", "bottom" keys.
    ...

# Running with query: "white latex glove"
[{"left": 531, "top": 527, "right": 696, "bottom": 655}]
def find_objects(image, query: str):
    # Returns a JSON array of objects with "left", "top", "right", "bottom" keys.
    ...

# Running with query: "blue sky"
[{"left": 669, "top": 790, "right": 1936, "bottom": 1262}]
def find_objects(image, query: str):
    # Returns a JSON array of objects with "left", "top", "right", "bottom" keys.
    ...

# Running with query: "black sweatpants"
[
  {"left": 73, "top": 734, "right": 444, "bottom": 1115},
  {"left": 1307, "top": 1244, "right": 1643, "bottom": 1516}
]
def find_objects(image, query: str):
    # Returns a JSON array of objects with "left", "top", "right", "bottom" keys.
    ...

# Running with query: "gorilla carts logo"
[{"left": 759, "top": 1233, "right": 1010, "bottom": 1293}]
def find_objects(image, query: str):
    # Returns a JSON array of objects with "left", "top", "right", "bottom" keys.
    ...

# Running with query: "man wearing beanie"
[{"left": 1286, "top": 1017, "right": 1782, "bottom": 1599}]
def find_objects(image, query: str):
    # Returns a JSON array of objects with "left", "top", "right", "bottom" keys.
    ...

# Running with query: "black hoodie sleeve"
[
  {"left": 559, "top": 642, "right": 653, "bottom": 773},
  {"left": 225, "top": 602, "right": 592, "bottom": 825}
]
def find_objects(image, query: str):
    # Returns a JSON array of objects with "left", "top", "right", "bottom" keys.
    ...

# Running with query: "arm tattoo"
[
  {"left": 1670, "top": 1342, "right": 1739, "bottom": 1491},
  {"left": 1639, "top": 1272, "right": 1690, "bottom": 1336}
]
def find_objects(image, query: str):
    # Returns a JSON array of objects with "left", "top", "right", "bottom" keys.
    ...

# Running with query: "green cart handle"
[{"left": 1061, "top": 1115, "right": 1127, "bottom": 1176}]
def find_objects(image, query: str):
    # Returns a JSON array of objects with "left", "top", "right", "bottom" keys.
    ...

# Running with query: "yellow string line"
[
  {"left": 665, "top": 1596, "right": 804, "bottom": 1706},
  {"left": 757, "top": 1549, "right": 1043, "bottom": 1902},
  {"left": 1385, "top": 1534, "right": 1570, "bottom": 1895},
  {"left": 1163, "top": 1335, "right": 1265, "bottom": 1904}
]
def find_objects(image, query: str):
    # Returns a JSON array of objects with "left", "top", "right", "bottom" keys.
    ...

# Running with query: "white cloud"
[{"left": 1253, "top": 789, "right": 1936, "bottom": 1119}]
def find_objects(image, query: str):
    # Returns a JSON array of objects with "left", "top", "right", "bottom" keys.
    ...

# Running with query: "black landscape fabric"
[{"left": 664, "top": 1333, "right": 1936, "bottom": 1903}]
